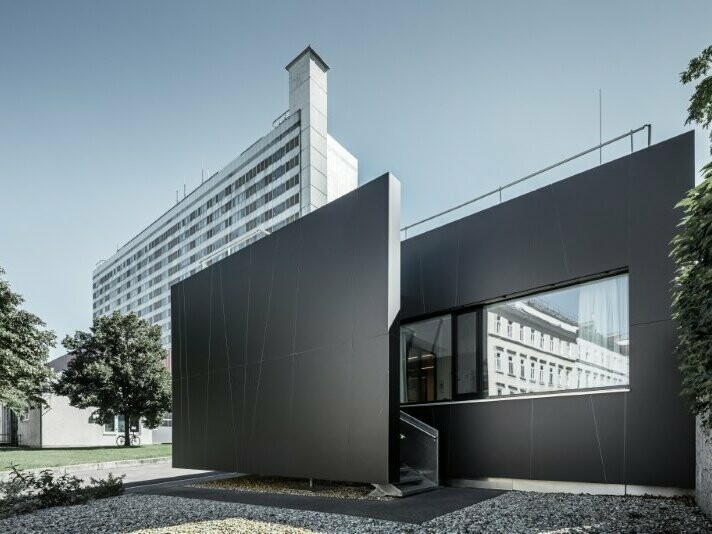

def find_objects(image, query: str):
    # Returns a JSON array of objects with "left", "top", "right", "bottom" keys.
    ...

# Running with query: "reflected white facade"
[
  {"left": 400, "top": 273, "right": 629, "bottom": 404},
  {"left": 92, "top": 48, "right": 357, "bottom": 347},
  {"left": 487, "top": 275, "right": 629, "bottom": 397}
]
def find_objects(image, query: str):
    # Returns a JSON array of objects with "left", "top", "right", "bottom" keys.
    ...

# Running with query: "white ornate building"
[{"left": 487, "top": 295, "right": 629, "bottom": 397}]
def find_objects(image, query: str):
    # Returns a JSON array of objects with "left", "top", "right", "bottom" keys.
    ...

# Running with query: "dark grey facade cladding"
[
  {"left": 171, "top": 173, "right": 401, "bottom": 484},
  {"left": 401, "top": 131, "right": 695, "bottom": 488}
]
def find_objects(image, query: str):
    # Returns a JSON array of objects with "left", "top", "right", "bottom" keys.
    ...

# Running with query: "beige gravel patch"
[
  {"left": 193, "top": 475, "right": 387, "bottom": 500},
  {"left": 131, "top": 516, "right": 315, "bottom": 533}
]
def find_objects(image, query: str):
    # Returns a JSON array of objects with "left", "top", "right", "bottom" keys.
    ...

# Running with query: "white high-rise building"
[{"left": 92, "top": 47, "right": 358, "bottom": 348}]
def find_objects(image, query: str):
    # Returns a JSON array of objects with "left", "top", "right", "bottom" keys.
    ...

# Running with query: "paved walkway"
[
  {"left": 68, "top": 459, "right": 225, "bottom": 487},
  {"left": 129, "top": 478, "right": 503, "bottom": 524}
]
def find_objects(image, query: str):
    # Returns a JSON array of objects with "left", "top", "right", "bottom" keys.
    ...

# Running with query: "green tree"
[
  {"left": 0, "top": 267, "right": 55, "bottom": 412},
  {"left": 55, "top": 312, "right": 171, "bottom": 446},
  {"left": 673, "top": 45, "right": 712, "bottom": 428},
  {"left": 681, "top": 45, "right": 712, "bottom": 154}
]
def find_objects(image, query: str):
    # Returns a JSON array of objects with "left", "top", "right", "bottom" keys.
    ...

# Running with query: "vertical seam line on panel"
[
  {"left": 454, "top": 224, "right": 460, "bottom": 307},
  {"left": 291, "top": 223, "right": 302, "bottom": 357},
  {"left": 219, "top": 265, "right": 238, "bottom": 469},
  {"left": 446, "top": 405, "right": 452, "bottom": 479},
  {"left": 182, "top": 284, "right": 191, "bottom": 439},
  {"left": 177, "top": 286, "right": 183, "bottom": 458},
  {"left": 176, "top": 283, "right": 182, "bottom": 462},
  {"left": 419, "top": 251, "right": 425, "bottom": 314},
  {"left": 204, "top": 266, "right": 213, "bottom": 464},
  {"left": 590, "top": 395, "right": 608, "bottom": 483},
  {"left": 529, "top": 399, "right": 534, "bottom": 479},
  {"left": 250, "top": 236, "right": 279, "bottom": 449},
  {"left": 346, "top": 215, "right": 357, "bottom": 457},
  {"left": 288, "top": 223, "right": 302, "bottom": 470},
  {"left": 241, "top": 248, "right": 252, "bottom": 467},
  {"left": 554, "top": 195, "right": 570, "bottom": 277},
  {"left": 623, "top": 392, "right": 627, "bottom": 485},
  {"left": 354, "top": 184, "right": 364, "bottom": 468}
]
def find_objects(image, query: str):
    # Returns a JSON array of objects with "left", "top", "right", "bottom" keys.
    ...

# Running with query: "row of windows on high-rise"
[
  {"left": 95, "top": 170, "right": 299, "bottom": 305},
  {"left": 93, "top": 121, "right": 300, "bottom": 291},
  {"left": 154, "top": 210, "right": 301, "bottom": 346},
  {"left": 95, "top": 190, "right": 301, "bottom": 322},
  {"left": 93, "top": 152, "right": 300, "bottom": 313},
  {"left": 94, "top": 168, "right": 300, "bottom": 310},
  {"left": 94, "top": 140, "right": 299, "bottom": 304}
]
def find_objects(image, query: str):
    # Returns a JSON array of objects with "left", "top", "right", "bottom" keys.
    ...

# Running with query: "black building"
[{"left": 173, "top": 131, "right": 695, "bottom": 495}]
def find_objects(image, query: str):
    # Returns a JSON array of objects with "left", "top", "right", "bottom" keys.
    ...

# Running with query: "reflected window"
[
  {"left": 486, "top": 273, "right": 629, "bottom": 397},
  {"left": 400, "top": 315, "right": 452, "bottom": 403},
  {"left": 456, "top": 311, "right": 478, "bottom": 395}
]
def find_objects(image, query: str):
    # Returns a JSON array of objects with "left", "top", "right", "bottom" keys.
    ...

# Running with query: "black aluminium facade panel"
[
  {"left": 171, "top": 173, "right": 401, "bottom": 484},
  {"left": 402, "top": 131, "right": 696, "bottom": 488}
]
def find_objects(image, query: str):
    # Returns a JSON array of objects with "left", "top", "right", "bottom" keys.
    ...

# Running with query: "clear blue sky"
[{"left": 1, "top": 1, "right": 710, "bottom": 359}]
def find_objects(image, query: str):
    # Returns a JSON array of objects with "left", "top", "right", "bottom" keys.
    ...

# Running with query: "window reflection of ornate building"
[
  {"left": 487, "top": 284, "right": 629, "bottom": 397},
  {"left": 400, "top": 274, "right": 630, "bottom": 404}
]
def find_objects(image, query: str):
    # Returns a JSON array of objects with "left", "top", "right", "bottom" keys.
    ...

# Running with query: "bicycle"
[{"left": 116, "top": 432, "right": 141, "bottom": 446}]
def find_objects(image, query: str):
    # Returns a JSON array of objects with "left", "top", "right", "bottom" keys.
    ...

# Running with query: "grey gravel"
[
  {"left": 0, "top": 494, "right": 402, "bottom": 534},
  {"left": 423, "top": 491, "right": 712, "bottom": 533},
  {"left": 0, "top": 490, "right": 710, "bottom": 533}
]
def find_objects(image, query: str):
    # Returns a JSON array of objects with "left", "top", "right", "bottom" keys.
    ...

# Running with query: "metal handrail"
[
  {"left": 400, "top": 411, "right": 438, "bottom": 439},
  {"left": 401, "top": 124, "right": 652, "bottom": 237}
]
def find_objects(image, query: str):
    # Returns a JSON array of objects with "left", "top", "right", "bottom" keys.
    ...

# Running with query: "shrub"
[
  {"left": 0, "top": 464, "right": 124, "bottom": 519},
  {"left": 671, "top": 162, "right": 712, "bottom": 428}
]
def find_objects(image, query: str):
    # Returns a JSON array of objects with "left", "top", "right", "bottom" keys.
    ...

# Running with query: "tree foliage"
[
  {"left": 0, "top": 267, "right": 55, "bottom": 412},
  {"left": 673, "top": 44, "right": 712, "bottom": 428},
  {"left": 672, "top": 162, "right": 712, "bottom": 429},
  {"left": 681, "top": 45, "right": 712, "bottom": 154},
  {"left": 54, "top": 312, "right": 171, "bottom": 446}
]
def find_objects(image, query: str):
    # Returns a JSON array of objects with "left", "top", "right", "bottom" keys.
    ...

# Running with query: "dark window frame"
[{"left": 399, "top": 268, "right": 629, "bottom": 406}]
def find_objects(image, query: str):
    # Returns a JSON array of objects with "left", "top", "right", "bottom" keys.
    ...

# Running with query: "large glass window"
[
  {"left": 400, "top": 315, "right": 452, "bottom": 403},
  {"left": 400, "top": 273, "right": 629, "bottom": 404},
  {"left": 486, "top": 273, "right": 629, "bottom": 397}
]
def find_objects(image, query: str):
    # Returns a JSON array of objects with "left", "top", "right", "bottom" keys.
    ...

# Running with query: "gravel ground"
[
  {"left": 0, "top": 491, "right": 710, "bottom": 533},
  {"left": 132, "top": 517, "right": 313, "bottom": 533},
  {"left": 192, "top": 475, "right": 387, "bottom": 500}
]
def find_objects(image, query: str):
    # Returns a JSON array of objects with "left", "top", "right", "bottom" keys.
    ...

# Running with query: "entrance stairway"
[
  {"left": 372, "top": 463, "right": 438, "bottom": 497},
  {"left": 371, "top": 411, "right": 439, "bottom": 497}
]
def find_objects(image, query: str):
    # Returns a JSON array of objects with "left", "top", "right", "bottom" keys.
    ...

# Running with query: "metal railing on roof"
[{"left": 401, "top": 124, "right": 652, "bottom": 238}]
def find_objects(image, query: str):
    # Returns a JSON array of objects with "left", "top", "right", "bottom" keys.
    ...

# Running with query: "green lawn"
[{"left": 0, "top": 443, "right": 172, "bottom": 471}]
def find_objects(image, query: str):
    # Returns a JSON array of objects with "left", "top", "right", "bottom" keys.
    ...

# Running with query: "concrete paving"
[
  {"left": 67, "top": 459, "right": 226, "bottom": 487},
  {"left": 130, "top": 480, "right": 504, "bottom": 524},
  {"left": 75, "top": 461, "right": 503, "bottom": 524}
]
